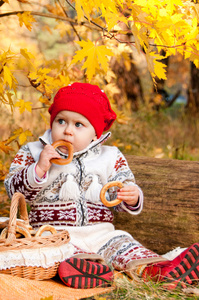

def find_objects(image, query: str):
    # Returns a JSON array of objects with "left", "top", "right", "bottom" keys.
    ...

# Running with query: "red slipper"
[
  {"left": 58, "top": 258, "right": 114, "bottom": 289},
  {"left": 142, "top": 243, "right": 199, "bottom": 289},
  {"left": 164, "top": 243, "right": 199, "bottom": 289}
]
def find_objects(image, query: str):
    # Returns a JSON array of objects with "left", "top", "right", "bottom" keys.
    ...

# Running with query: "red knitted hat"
[{"left": 48, "top": 82, "right": 117, "bottom": 138}]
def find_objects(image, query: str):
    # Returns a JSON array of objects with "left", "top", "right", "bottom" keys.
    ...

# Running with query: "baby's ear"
[{"left": 93, "top": 135, "right": 97, "bottom": 141}]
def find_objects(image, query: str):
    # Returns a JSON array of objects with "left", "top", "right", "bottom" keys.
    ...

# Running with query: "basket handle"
[{"left": 6, "top": 192, "right": 30, "bottom": 244}]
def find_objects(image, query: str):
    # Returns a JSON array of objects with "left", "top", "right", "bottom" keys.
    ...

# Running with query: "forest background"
[{"left": 0, "top": 0, "right": 199, "bottom": 215}]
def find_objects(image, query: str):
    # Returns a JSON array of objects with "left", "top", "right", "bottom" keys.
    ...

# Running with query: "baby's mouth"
[{"left": 58, "top": 146, "right": 69, "bottom": 154}]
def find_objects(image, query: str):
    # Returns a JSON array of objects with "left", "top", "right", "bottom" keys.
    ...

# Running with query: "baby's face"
[{"left": 51, "top": 110, "right": 97, "bottom": 153}]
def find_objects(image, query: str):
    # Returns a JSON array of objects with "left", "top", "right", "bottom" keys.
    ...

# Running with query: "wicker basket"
[{"left": 0, "top": 192, "right": 71, "bottom": 280}]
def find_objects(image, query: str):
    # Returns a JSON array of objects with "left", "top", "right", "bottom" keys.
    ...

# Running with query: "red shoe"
[
  {"left": 164, "top": 243, "right": 199, "bottom": 289},
  {"left": 142, "top": 247, "right": 189, "bottom": 281},
  {"left": 58, "top": 258, "right": 114, "bottom": 289},
  {"left": 142, "top": 243, "right": 199, "bottom": 289}
]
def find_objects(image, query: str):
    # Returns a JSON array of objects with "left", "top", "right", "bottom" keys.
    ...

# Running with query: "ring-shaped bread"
[
  {"left": 51, "top": 140, "right": 73, "bottom": 165},
  {"left": 35, "top": 225, "right": 57, "bottom": 237},
  {"left": 100, "top": 181, "right": 123, "bottom": 207},
  {"left": 0, "top": 225, "right": 31, "bottom": 239}
]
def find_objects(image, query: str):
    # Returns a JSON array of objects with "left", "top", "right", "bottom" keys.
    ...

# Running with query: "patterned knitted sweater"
[{"left": 4, "top": 130, "right": 143, "bottom": 230}]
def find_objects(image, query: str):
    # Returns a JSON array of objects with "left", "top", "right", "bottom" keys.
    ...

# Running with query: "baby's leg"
[
  {"left": 97, "top": 235, "right": 199, "bottom": 289},
  {"left": 97, "top": 234, "right": 164, "bottom": 279}
]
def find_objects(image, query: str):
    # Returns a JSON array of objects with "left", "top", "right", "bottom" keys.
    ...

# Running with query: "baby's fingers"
[{"left": 43, "top": 145, "right": 61, "bottom": 159}]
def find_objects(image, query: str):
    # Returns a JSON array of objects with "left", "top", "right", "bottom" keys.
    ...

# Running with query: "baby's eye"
[
  {"left": 58, "top": 119, "right": 65, "bottom": 125},
  {"left": 75, "top": 122, "right": 83, "bottom": 128}
]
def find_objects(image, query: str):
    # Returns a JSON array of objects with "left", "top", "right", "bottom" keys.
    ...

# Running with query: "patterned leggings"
[
  {"left": 97, "top": 234, "right": 163, "bottom": 277},
  {"left": 70, "top": 229, "right": 164, "bottom": 278}
]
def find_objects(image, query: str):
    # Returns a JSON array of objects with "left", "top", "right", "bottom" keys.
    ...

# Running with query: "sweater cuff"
[
  {"left": 123, "top": 198, "right": 141, "bottom": 211},
  {"left": 120, "top": 186, "right": 143, "bottom": 215},
  {"left": 27, "top": 163, "right": 48, "bottom": 186},
  {"left": 35, "top": 163, "right": 47, "bottom": 182}
]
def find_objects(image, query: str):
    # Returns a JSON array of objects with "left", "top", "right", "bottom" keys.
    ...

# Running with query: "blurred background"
[{"left": 0, "top": 0, "right": 199, "bottom": 208}]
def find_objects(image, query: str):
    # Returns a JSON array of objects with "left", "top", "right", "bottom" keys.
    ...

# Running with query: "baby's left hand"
[{"left": 117, "top": 185, "right": 139, "bottom": 206}]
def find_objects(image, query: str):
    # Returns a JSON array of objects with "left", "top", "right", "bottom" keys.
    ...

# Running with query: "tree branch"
[
  {"left": 57, "top": 0, "right": 81, "bottom": 41},
  {"left": 0, "top": 9, "right": 192, "bottom": 51},
  {"left": 0, "top": 10, "right": 97, "bottom": 30}
]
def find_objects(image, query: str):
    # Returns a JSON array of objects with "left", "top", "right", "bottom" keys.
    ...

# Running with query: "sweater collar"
[{"left": 39, "top": 129, "right": 111, "bottom": 158}]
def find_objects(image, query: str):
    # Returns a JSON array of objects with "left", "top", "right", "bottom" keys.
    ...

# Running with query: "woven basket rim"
[{"left": 0, "top": 229, "right": 70, "bottom": 252}]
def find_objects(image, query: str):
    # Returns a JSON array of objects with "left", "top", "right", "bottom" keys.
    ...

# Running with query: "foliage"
[
  {"left": 0, "top": 3, "right": 199, "bottom": 299},
  {"left": 0, "top": 0, "right": 199, "bottom": 192}
]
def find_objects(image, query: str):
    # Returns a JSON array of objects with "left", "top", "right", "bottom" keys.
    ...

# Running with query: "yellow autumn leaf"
[
  {"left": 18, "top": 130, "right": 33, "bottom": 145},
  {"left": 4, "top": 136, "right": 16, "bottom": 146},
  {"left": 154, "top": 60, "right": 167, "bottom": 80},
  {"left": 20, "top": 48, "right": 35, "bottom": 61},
  {"left": 104, "top": 83, "right": 120, "bottom": 97},
  {"left": 6, "top": 92, "right": 14, "bottom": 108},
  {"left": 74, "top": 0, "right": 85, "bottom": 21},
  {"left": 0, "top": 92, "right": 14, "bottom": 111},
  {"left": 10, "top": 128, "right": 23, "bottom": 140},
  {"left": 125, "top": 144, "right": 132, "bottom": 151},
  {"left": 17, "top": 12, "right": 36, "bottom": 31},
  {"left": 20, "top": 48, "right": 35, "bottom": 69},
  {"left": 46, "top": 3, "right": 64, "bottom": 16},
  {"left": 39, "top": 96, "right": 51, "bottom": 106},
  {"left": 6, "top": 128, "right": 33, "bottom": 146},
  {"left": 101, "top": 7, "right": 126, "bottom": 31},
  {"left": 74, "top": 0, "right": 123, "bottom": 21},
  {"left": 3, "top": 65, "right": 12, "bottom": 88},
  {"left": 56, "top": 74, "right": 70, "bottom": 87},
  {"left": 166, "top": 0, "right": 183, "bottom": 14},
  {"left": 0, "top": 161, "right": 9, "bottom": 181},
  {"left": 0, "top": 141, "right": 13, "bottom": 154},
  {"left": 3, "top": 66, "right": 17, "bottom": 89},
  {"left": 146, "top": 51, "right": 167, "bottom": 81},
  {"left": 15, "top": 99, "right": 32, "bottom": 114},
  {"left": 71, "top": 40, "right": 114, "bottom": 81}
]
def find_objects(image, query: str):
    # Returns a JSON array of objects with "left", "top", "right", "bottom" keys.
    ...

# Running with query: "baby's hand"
[
  {"left": 36, "top": 145, "right": 61, "bottom": 178},
  {"left": 117, "top": 185, "right": 139, "bottom": 206}
]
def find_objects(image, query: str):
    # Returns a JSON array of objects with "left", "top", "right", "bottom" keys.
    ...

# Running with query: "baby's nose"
[{"left": 64, "top": 125, "right": 73, "bottom": 135}]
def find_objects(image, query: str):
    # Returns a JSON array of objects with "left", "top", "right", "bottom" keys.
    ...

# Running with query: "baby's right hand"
[{"left": 36, "top": 145, "right": 61, "bottom": 178}]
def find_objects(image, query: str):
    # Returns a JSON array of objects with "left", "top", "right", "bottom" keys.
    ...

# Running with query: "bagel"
[
  {"left": 51, "top": 140, "right": 73, "bottom": 165},
  {"left": 100, "top": 181, "right": 123, "bottom": 207}
]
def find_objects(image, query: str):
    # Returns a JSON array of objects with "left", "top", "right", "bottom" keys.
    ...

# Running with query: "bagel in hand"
[
  {"left": 51, "top": 140, "right": 73, "bottom": 165},
  {"left": 100, "top": 181, "right": 123, "bottom": 207}
]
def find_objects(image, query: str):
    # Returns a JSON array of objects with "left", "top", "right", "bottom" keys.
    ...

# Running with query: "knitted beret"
[{"left": 48, "top": 82, "right": 117, "bottom": 138}]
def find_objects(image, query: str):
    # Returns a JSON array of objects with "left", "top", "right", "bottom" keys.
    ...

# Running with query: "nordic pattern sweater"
[{"left": 4, "top": 130, "right": 143, "bottom": 230}]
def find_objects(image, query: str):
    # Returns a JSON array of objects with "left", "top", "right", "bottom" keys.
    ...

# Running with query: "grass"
[
  {"left": 82, "top": 274, "right": 199, "bottom": 300},
  {"left": 107, "top": 105, "right": 199, "bottom": 161}
]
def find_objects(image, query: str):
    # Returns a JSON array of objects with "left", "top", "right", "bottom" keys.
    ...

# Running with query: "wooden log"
[{"left": 113, "top": 155, "right": 199, "bottom": 254}]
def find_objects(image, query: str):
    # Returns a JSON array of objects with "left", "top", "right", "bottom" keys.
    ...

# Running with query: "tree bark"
[
  {"left": 110, "top": 55, "right": 144, "bottom": 110},
  {"left": 113, "top": 155, "right": 199, "bottom": 254},
  {"left": 109, "top": 22, "right": 144, "bottom": 111},
  {"left": 187, "top": 62, "right": 199, "bottom": 113}
]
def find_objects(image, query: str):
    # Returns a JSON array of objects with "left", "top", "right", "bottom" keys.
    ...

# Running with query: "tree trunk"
[
  {"left": 113, "top": 155, "right": 199, "bottom": 254},
  {"left": 110, "top": 55, "right": 144, "bottom": 110},
  {"left": 109, "top": 22, "right": 144, "bottom": 111},
  {"left": 187, "top": 62, "right": 199, "bottom": 113}
]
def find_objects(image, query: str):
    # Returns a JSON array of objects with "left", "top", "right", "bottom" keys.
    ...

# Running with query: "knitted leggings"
[{"left": 67, "top": 224, "right": 165, "bottom": 278}]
